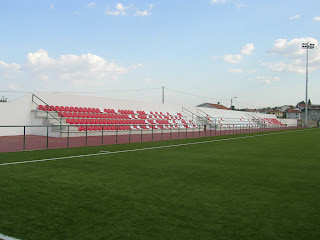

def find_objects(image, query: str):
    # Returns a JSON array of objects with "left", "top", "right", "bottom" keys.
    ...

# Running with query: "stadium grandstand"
[{"left": 0, "top": 92, "right": 298, "bottom": 152}]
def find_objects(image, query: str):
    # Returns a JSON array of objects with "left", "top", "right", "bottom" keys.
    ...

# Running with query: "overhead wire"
[{"left": 164, "top": 87, "right": 230, "bottom": 101}]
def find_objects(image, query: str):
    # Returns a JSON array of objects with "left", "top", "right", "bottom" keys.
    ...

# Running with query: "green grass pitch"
[{"left": 0, "top": 129, "right": 319, "bottom": 240}]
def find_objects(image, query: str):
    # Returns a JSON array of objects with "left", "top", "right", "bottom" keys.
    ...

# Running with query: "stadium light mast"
[
  {"left": 301, "top": 42, "right": 315, "bottom": 127},
  {"left": 230, "top": 97, "right": 237, "bottom": 109}
]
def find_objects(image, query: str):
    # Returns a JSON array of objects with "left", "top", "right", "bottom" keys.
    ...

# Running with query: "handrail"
[
  {"left": 196, "top": 108, "right": 218, "bottom": 121},
  {"left": 32, "top": 94, "right": 62, "bottom": 129},
  {"left": 245, "top": 112, "right": 264, "bottom": 125},
  {"left": 182, "top": 107, "right": 199, "bottom": 122}
]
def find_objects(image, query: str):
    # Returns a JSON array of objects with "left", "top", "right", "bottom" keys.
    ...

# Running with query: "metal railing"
[
  {"left": 0, "top": 124, "right": 296, "bottom": 152},
  {"left": 182, "top": 107, "right": 199, "bottom": 122},
  {"left": 32, "top": 94, "right": 62, "bottom": 129}
]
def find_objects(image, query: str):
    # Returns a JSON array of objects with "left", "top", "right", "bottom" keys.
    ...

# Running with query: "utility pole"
[
  {"left": 230, "top": 97, "right": 237, "bottom": 109},
  {"left": 162, "top": 86, "right": 164, "bottom": 104}
]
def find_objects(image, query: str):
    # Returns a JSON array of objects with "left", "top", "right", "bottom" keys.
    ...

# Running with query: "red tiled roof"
[
  {"left": 205, "top": 103, "right": 230, "bottom": 110},
  {"left": 287, "top": 110, "right": 301, "bottom": 113}
]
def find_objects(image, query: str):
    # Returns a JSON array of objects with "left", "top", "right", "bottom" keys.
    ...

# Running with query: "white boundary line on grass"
[
  {"left": 0, "top": 233, "right": 21, "bottom": 240},
  {"left": 0, "top": 129, "right": 312, "bottom": 167}
]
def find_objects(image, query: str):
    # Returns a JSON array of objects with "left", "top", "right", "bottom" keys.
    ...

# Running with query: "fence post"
[
  {"left": 161, "top": 127, "right": 163, "bottom": 141},
  {"left": 186, "top": 126, "right": 187, "bottom": 139},
  {"left": 178, "top": 126, "right": 180, "bottom": 139},
  {"left": 129, "top": 128, "right": 131, "bottom": 142},
  {"left": 23, "top": 126, "right": 26, "bottom": 150},
  {"left": 46, "top": 126, "right": 49, "bottom": 148},
  {"left": 141, "top": 127, "right": 143, "bottom": 142},
  {"left": 151, "top": 126, "right": 153, "bottom": 141},
  {"left": 67, "top": 125, "right": 70, "bottom": 147},
  {"left": 86, "top": 126, "right": 88, "bottom": 146},
  {"left": 215, "top": 119, "right": 216, "bottom": 136},
  {"left": 170, "top": 127, "right": 172, "bottom": 140},
  {"left": 116, "top": 125, "right": 118, "bottom": 144},
  {"left": 220, "top": 125, "right": 221, "bottom": 136},
  {"left": 199, "top": 125, "right": 200, "bottom": 137},
  {"left": 102, "top": 126, "right": 104, "bottom": 145},
  {"left": 193, "top": 125, "right": 194, "bottom": 137}
]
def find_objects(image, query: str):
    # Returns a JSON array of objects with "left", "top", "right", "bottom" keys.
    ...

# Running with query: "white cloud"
[
  {"left": 8, "top": 84, "right": 19, "bottom": 90},
  {"left": 106, "top": 3, "right": 129, "bottom": 16},
  {"left": 228, "top": 68, "right": 243, "bottom": 73},
  {"left": 263, "top": 79, "right": 271, "bottom": 85},
  {"left": 50, "top": 3, "right": 54, "bottom": 9},
  {"left": 0, "top": 49, "right": 141, "bottom": 88},
  {"left": 210, "top": 0, "right": 229, "bottom": 4},
  {"left": 241, "top": 43, "right": 255, "bottom": 55},
  {"left": 216, "top": 43, "right": 254, "bottom": 64},
  {"left": 258, "top": 76, "right": 280, "bottom": 85},
  {"left": 0, "top": 60, "right": 21, "bottom": 79},
  {"left": 222, "top": 54, "right": 242, "bottom": 63},
  {"left": 135, "top": 4, "right": 153, "bottom": 16},
  {"left": 289, "top": 14, "right": 300, "bottom": 20},
  {"left": 88, "top": 2, "right": 96, "bottom": 8},
  {"left": 73, "top": 10, "right": 80, "bottom": 15},
  {"left": 266, "top": 37, "right": 320, "bottom": 73},
  {"left": 314, "top": 17, "right": 320, "bottom": 21}
]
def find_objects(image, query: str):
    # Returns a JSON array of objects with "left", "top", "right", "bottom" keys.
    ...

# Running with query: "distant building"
[
  {"left": 279, "top": 105, "right": 292, "bottom": 112},
  {"left": 311, "top": 104, "right": 320, "bottom": 110},
  {"left": 301, "top": 109, "right": 320, "bottom": 121},
  {"left": 258, "top": 108, "right": 268, "bottom": 114},
  {"left": 269, "top": 110, "right": 284, "bottom": 118},
  {"left": 196, "top": 103, "right": 230, "bottom": 110},
  {"left": 246, "top": 109, "right": 257, "bottom": 112},
  {"left": 287, "top": 109, "right": 301, "bottom": 120}
]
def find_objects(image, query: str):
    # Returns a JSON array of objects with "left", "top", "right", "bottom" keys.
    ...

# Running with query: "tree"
[{"left": 0, "top": 96, "right": 7, "bottom": 102}]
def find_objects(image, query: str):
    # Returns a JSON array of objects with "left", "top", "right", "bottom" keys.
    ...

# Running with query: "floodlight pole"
[
  {"left": 302, "top": 42, "right": 315, "bottom": 127},
  {"left": 230, "top": 97, "right": 237, "bottom": 109}
]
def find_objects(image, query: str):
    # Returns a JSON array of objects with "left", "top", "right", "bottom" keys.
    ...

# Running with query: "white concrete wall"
[
  {"left": 193, "top": 108, "right": 277, "bottom": 120},
  {"left": 0, "top": 94, "right": 33, "bottom": 136},
  {"left": 279, "top": 119, "right": 298, "bottom": 126}
]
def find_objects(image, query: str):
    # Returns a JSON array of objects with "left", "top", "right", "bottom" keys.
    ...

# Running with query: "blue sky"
[{"left": 0, "top": 0, "right": 320, "bottom": 108}]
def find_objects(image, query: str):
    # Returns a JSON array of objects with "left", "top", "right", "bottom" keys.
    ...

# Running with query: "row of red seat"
[
  {"left": 39, "top": 105, "right": 183, "bottom": 116},
  {"left": 66, "top": 118, "right": 147, "bottom": 125},
  {"left": 57, "top": 112, "right": 183, "bottom": 120},
  {"left": 39, "top": 105, "right": 101, "bottom": 113},
  {"left": 62, "top": 112, "right": 132, "bottom": 119},
  {"left": 77, "top": 124, "right": 196, "bottom": 131},
  {"left": 262, "top": 118, "right": 285, "bottom": 126},
  {"left": 78, "top": 125, "right": 130, "bottom": 131}
]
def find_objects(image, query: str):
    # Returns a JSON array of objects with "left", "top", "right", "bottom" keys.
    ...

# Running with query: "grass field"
[{"left": 0, "top": 128, "right": 319, "bottom": 240}]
